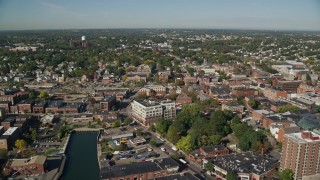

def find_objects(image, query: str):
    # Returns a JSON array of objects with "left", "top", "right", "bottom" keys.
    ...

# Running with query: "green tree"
[
  {"left": 277, "top": 105, "right": 299, "bottom": 113},
  {"left": 155, "top": 119, "right": 171, "bottom": 135},
  {"left": 148, "top": 124, "right": 156, "bottom": 132},
  {"left": 281, "top": 169, "right": 293, "bottom": 180},
  {"left": 112, "top": 120, "right": 121, "bottom": 128},
  {"left": 176, "top": 135, "right": 196, "bottom": 152},
  {"left": 124, "top": 118, "right": 132, "bottom": 125},
  {"left": 28, "top": 91, "right": 37, "bottom": 99},
  {"left": 39, "top": 91, "right": 49, "bottom": 99},
  {"left": 204, "top": 161, "right": 214, "bottom": 172},
  {"left": 31, "top": 130, "right": 39, "bottom": 142},
  {"left": 117, "top": 143, "right": 128, "bottom": 151},
  {"left": 248, "top": 99, "right": 259, "bottom": 109},
  {"left": 57, "top": 126, "right": 68, "bottom": 139},
  {"left": 136, "top": 128, "right": 143, "bottom": 136},
  {"left": 166, "top": 121, "right": 185, "bottom": 144},
  {"left": 149, "top": 140, "right": 157, "bottom": 147},
  {"left": 15, "top": 139, "right": 27, "bottom": 149},
  {"left": 226, "top": 171, "right": 237, "bottom": 180}
]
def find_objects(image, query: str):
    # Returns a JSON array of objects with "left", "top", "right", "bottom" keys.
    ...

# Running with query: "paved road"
[{"left": 138, "top": 126, "right": 215, "bottom": 180}]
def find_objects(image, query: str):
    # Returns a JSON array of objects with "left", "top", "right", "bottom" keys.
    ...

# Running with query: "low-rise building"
[
  {"left": 99, "top": 95, "right": 116, "bottom": 111},
  {"left": 0, "top": 127, "right": 19, "bottom": 150},
  {"left": 175, "top": 94, "right": 192, "bottom": 105},
  {"left": 205, "top": 152, "right": 278, "bottom": 180},
  {"left": 100, "top": 158, "right": 179, "bottom": 180},
  {"left": 139, "top": 85, "right": 166, "bottom": 96},
  {"left": 231, "top": 87, "right": 257, "bottom": 97},
  {"left": 9, "top": 155, "right": 47, "bottom": 175}
]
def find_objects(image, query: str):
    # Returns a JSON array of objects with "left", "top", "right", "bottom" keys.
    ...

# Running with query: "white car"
[{"left": 161, "top": 147, "right": 166, "bottom": 152}]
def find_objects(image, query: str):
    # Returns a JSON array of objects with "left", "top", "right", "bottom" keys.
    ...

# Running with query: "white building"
[{"left": 131, "top": 99, "right": 176, "bottom": 126}]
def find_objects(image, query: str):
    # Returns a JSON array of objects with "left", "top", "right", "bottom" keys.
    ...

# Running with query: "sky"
[{"left": 0, "top": 0, "right": 320, "bottom": 31}]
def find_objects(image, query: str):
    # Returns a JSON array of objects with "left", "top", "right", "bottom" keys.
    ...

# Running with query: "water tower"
[{"left": 81, "top": 36, "right": 86, "bottom": 41}]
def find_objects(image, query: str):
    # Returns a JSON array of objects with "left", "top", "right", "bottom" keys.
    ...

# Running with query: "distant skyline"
[{"left": 0, "top": 0, "right": 320, "bottom": 31}]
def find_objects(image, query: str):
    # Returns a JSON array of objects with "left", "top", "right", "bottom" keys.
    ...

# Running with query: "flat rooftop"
[
  {"left": 210, "top": 152, "right": 278, "bottom": 175},
  {"left": 286, "top": 131, "right": 320, "bottom": 143},
  {"left": 100, "top": 161, "right": 161, "bottom": 179},
  {"left": 3, "top": 127, "right": 18, "bottom": 136}
]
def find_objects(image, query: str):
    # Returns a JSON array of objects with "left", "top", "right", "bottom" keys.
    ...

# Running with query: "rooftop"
[
  {"left": 201, "top": 145, "right": 228, "bottom": 153},
  {"left": 10, "top": 155, "right": 47, "bottom": 167},
  {"left": 100, "top": 161, "right": 161, "bottom": 179},
  {"left": 155, "top": 172, "right": 200, "bottom": 180},
  {"left": 286, "top": 131, "right": 320, "bottom": 143},
  {"left": 210, "top": 152, "right": 278, "bottom": 175},
  {"left": 3, "top": 127, "right": 18, "bottom": 136}
]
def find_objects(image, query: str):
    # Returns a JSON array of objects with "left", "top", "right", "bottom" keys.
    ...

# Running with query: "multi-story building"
[
  {"left": 139, "top": 85, "right": 166, "bottom": 96},
  {"left": 99, "top": 95, "right": 116, "bottom": 111},
  {"left": 280, "top": 131, "right": 320, "bottom": 179},
  {"left": 131, "top": 99, "right": 176, "bottom": 126},
  {"left": 263, "top": 88, "right": 288, "bottom": 101},
  {"left": 272, "top": 80, "right": 302, "bottom": 93},
  {"left": 0, "top": 127, "right": 19, "bottom": 150},
  {"left": 9, "top": 155, "right": 47, "bottom": 175}
]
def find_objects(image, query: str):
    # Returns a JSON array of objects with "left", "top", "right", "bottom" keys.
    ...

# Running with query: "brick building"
[
  {"left": 9, "top": 155, "right": 47, "bottom": 175},
  {"left": 99, "top": 95, "right": 116, "bottom": 111},
  {"left": 206, "top": 152, "right": 278, "bottom": 180},
  {"left": 281, "top": 131, "right": 320, "bottom": 179},
  {"left": 100, "top": 158, "right": 179, "bottom": 180},
  {"left": 272, "top": 80, "right": 302, "bottom": 93},
  {"left": 262, "top": 115, "right": 294, "bottom": 129},
  {"left": 0, "top": 101, "right": 11, "bottom": 113},
  {"left": 17, "top": 100, "right": 34, "bottom": 114},
  {"left": 262, "top": 88, "right": 288, "bottom": 101},
  {"left": 277, "top": 126, "right": 301, "bottom": 142},
  {"left": 231, "top": 87, "right": 257, "bottom": 97},
  {"left": 175, "top": 94, "right": 192, "bottom": 105},
  {"left": 0, "top": 127, "right": 19, "bottom": 150}
]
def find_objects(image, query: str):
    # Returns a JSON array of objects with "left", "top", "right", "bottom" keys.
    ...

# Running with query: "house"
[
  {"left": 184, "top": 76, "right": 197, "bottom": 85},
  {"left": 9, "top": 155, "right": 47, "bottom": 175}
]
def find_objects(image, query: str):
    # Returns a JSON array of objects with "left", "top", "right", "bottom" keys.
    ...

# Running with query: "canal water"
[{"left": 62, "top": 132, "right": 100, "bottom": 180}]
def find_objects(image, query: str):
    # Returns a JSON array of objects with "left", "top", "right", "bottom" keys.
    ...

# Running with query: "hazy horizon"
[{"left": 1, "top": 0, "right": 320, "bottom": 31}]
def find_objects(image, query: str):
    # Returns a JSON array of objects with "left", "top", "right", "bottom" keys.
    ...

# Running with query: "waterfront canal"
[{"left": 62, "top": 132, "right": 100, "bottom": 180}]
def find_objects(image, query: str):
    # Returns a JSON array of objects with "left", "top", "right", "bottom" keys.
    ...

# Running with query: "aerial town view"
[{"left": 0, "top": 0, "right": 320, "bottom": 180}]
